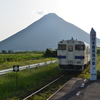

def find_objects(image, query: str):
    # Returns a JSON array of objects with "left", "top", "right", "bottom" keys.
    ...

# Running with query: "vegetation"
[
  {"left": 1, "top": 50, "right": 44, "bottom": 54},
  {"left": 32, "top": 71, "right": 80, "bottom": 100},
  {"left": 0, "top": 62, "right": 62, "bottom": 100},
  {"left": 0, "top": 49, "right": 57, "bottom": 64},
  {"left": 0, "top": 54, "right": 43, "bottom": 63},
  {"left": 0, "top": 50, "right": 58, "bottom": 100},
  {"left": 78, "top": 48, "right": 100, "bottom": 79},
  {"left": 0, "top": 49, "right": 57, "bottom": 70},
  {"left": 0, "top": 57, "right": 56, "bottom": 70},
  {"left": 96, "top": 48, "right": 100, "bottom": 78},
  {"left": 0, "top": 49, "right": 100, "bottom": 99},
  {"left": 43, "top": 48, "right": 57, "bottom": 57}
]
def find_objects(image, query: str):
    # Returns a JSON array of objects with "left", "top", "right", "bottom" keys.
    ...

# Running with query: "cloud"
[
  {"left": 36, "top": 11, "right": 44, "bottom": 15},
  {"left": 33, "top": 10, "right": 49, "bottom": 15}
]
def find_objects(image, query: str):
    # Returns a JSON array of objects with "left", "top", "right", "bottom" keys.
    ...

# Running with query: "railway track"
[
  {"left": 22, "top": 71, "right": 81, "bottom": 100},
  {"left": 23, "top": 75, "right": 64, "bottom": 100}
]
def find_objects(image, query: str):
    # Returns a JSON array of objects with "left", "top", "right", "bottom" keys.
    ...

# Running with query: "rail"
[{"left": 23, "top": 75, "right": 64, "bottom": 100}]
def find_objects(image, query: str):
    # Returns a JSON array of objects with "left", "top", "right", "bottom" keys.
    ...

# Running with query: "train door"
[{"left": 67, "top": 45, "right": 74, "bottom": 65}]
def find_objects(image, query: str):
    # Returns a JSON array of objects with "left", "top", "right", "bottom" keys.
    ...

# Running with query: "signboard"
[
  {"left": 90, "top": 28, "right": 97, "bottom": 81},
  {"left": 13, "top": 65, "right": 19, "bottom": 72}
]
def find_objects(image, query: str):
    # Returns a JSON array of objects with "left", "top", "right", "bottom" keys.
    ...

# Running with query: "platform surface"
[{"left": 48, "top": 77, "right": 100, "bottom": 100}]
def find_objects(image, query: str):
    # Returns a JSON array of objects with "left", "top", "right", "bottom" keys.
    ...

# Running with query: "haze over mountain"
[{"left": 0, "top": 13, "right": 100, "bottom": 52}]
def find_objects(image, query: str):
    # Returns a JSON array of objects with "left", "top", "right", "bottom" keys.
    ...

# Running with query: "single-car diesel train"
[{"left": 57, "top": 38, "right": 90, "bottom": 71}]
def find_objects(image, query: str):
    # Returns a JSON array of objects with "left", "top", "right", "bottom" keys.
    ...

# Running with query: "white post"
[
  {"left": 90, "top": 28, "right": 97, "bottom": 81},
  {"left": 37, "top": 64, "right": 40, "bottom": 68},
  {"left": 28, "top": 65, "right": 30, "bottom": 71}
]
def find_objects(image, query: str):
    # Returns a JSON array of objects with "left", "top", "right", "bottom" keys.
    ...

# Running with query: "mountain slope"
[{"left": 0, "top": 13, "right": 100, "bottom": 52}]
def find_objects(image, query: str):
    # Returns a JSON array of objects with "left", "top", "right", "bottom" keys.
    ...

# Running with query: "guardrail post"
[
  {"left": 28, "top": 65, "right": 30, "bottom": 71},
  {"left": 26, "top": 65, "right": 30, "bottom": 71},
  {"left": 37, "top": 64, "right": 40, "bottom": 68},
  {"left": 44, "top": 62, "right": 47, "bottom": 66}
]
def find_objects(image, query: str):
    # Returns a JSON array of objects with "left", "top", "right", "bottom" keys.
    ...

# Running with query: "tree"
[
  {"left": 2, "top": 50, "right": 7, "bottom": 54},
  {"left": 52, "top": 50, "right": 57, "bottom": 57},
  {"left": 43, "top": 48, "right": 57, "bottom": 57},
  {"left": 8, "top": 50, "right": 13, "bottom": 54},
  {"left": 43, "top": 48, "right": 52, "bottom": 57}
]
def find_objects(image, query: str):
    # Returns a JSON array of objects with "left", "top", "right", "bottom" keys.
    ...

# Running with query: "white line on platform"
[
  {"left": 81, "top": 83, "right": 85, "bottom": 87},
  {"left": 84, "top": 79, "right": 86, "bottom": 82},
  {"left": 76, "top": 91, "right": 81, "bottom": 96}
]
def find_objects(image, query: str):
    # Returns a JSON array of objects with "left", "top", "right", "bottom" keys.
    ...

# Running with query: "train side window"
[
  {"left": 75, "top": 45, "right": 85, "bottom": 50},
  {"left": 58, "top": 44, "right": 66, "bottom": 50},
  {"left": 68, "top": 46, "right": 73, "bottom": 52}
]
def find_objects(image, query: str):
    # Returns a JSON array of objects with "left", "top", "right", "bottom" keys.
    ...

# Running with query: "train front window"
[
  {"left": 58, "top": 44, "right": 66, "bottom": 50},
  {"left": 68, "top": 46, "right": 73, "bottom": 52},
  {"left": 75, "top": 45, "right": 85, "bottom": 50}
]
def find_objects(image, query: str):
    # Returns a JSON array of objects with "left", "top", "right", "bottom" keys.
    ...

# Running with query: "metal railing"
[{"left": 0, "top": 60, "right": 58, "bottom": 75}]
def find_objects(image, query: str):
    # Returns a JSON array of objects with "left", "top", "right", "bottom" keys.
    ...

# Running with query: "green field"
[
  {"left": 0, "top": 53, "right": 56, "bottom": 70},
  {"left": 0, "top": 53, "right": 58, "bottom": 100},
  {"left": 0, "top": 53, "right": 43, "bottom": 63}
]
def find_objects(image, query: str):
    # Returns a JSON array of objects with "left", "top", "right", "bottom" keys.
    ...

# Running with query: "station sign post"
[{"left": 90, "top": 28, "right": 97, "bottom": 81}]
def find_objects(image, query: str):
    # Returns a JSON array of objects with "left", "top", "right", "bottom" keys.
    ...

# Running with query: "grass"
[
  {"left": 0, "top": 57, "right": 56, "bottom": 70},
  {"left": 0, "top": 53, "right": 43, "bottom": 70},
  {"left": 0, "top": 62, "right": 63, "bottom": 100},
  {"left": 78, "top": 65, "right": 90, "bottom": 79},
  {"left": 31, "top": 74, "right": 73, "bottom": 100},
  {"left": 78, "top": 48, "right": 100, "bottom": 79},
  {"left": 0, "top": 54, "right": 43, "bottom": 62}
]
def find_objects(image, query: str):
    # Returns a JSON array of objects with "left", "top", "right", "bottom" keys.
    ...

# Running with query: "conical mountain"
[{"left": 0, "top": 13, "right": 100, "bottom": 52}]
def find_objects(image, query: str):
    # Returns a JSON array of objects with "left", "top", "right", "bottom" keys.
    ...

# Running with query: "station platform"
[{"left": 48, "top": 77, "right": 100, "bottom": 100}]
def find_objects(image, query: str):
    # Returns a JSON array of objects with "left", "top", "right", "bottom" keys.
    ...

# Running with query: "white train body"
[{"left": 57, "top": 38, "right": 90, "bottom": 71}]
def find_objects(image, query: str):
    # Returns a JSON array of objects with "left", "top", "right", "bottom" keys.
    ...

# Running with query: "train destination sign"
[{"left": 90, "top": 28, "right": 97, "bottom": 81}]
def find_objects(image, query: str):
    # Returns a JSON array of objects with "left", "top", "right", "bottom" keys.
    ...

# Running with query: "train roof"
[{"left": 58, "top": 38, "right": 89, "bottom": 46}]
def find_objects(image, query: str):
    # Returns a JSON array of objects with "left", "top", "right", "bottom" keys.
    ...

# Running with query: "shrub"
[{"left": 43, "top": 48, "right": 57, "bottom": 57}]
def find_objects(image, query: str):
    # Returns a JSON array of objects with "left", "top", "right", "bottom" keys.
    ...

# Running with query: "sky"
[{"left": 0, "top": 0, "right": 100, "bottom": 41}]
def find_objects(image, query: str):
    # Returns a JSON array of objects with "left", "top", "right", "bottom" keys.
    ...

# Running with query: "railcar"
[{"left": 57, "top": 38, "right": 90, "bottom": 71}]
